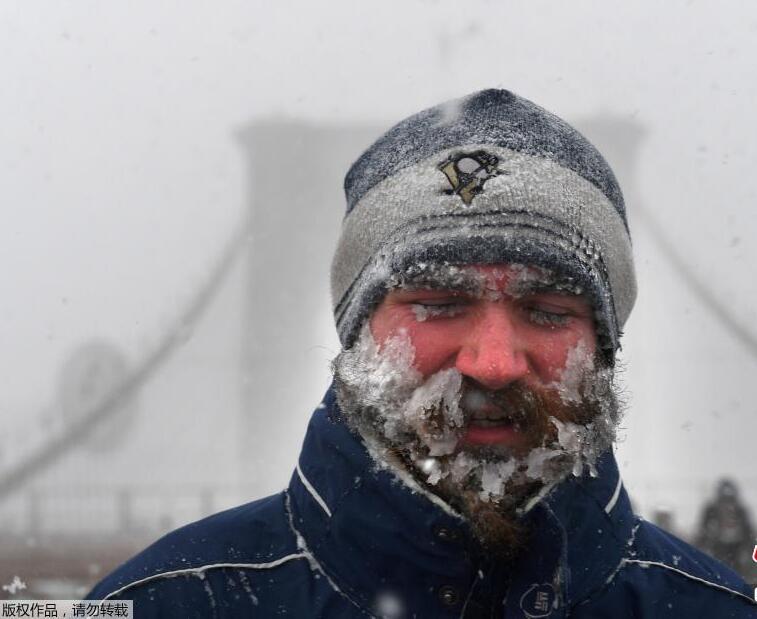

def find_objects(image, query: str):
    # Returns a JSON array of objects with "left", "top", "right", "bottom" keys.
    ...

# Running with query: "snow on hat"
[{"left": 330, "top": 88, "right": 636, "bottom": 356}]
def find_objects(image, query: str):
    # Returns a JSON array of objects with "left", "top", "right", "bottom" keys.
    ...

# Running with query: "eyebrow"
[
  {"left": 507, "top": 276, "right": 584, "bottom": 297},
  {"left": 387, "top": 264, "right": 486, "bottom": 295},
  {"left": 387, "top": 263, "right": 586, "bottom": 298}
]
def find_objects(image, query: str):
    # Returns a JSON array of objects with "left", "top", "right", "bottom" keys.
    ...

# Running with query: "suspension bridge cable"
[
  {"left": 635, "top": 205, "right": 757, "bottom": 360},
  {"left": 0, "top": 214, "right": 252, "bottom": 501}
]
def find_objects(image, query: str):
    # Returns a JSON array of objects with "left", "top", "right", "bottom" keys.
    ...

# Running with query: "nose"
[{"left": 454, "top": 302, "right": 529, "bottom": 390}]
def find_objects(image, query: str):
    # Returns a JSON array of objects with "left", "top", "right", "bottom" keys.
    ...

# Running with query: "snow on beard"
[
  {"left": 333, "top": 323, "right": 465, "bottom": 459},
  {"left": 334, "top": 265, "right": 619, "bottom": 511},
  {"left": 333, "top": 321, "right": 620, "bottom": 518}
]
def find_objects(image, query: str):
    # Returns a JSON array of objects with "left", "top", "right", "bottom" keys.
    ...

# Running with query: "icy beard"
[{"left": 333, "top": 324, "right": 622, "bottom": 559}]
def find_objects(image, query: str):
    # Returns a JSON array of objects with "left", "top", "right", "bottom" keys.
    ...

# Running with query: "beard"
[{"left": 332, "top": 324, "right": 624, "bottom": 559}]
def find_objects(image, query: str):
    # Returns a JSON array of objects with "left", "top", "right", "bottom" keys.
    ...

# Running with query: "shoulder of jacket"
[
  {"left": 574, "top": 518, "right": 756, "bottom": 614},
  {"left": 88, "top": 491, "right": 304, "bottom": 601},
  {"left": 631, "top": 519, "right": 752, "bottom": 595}
]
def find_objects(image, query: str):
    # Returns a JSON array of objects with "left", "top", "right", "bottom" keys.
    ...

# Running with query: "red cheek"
[
  {"left": 370, "top": 309, "right": 460, "bottom": 377},
  {"left": 403, "top": 328, "right": 460, "bottom": 376},
  {"left": 527, "top": 332, "right": 595, "bottom": 382}
]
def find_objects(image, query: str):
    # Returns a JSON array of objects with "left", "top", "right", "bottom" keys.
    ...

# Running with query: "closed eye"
[
  {"left": 526, "top": 307, "right": 571, "bottom": 327},
  {"left": 520, "top": 292, "right": 591, "bottom": 328}
]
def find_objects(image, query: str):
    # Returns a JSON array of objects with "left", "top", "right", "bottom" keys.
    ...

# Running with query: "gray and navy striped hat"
[{"left": 331, "top": 88, "right": 636, "bottom": 356}]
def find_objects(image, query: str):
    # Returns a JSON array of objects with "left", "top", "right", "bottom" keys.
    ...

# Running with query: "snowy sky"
[{"left": 1, "top": 1, "right": 757, "bottom": 526}]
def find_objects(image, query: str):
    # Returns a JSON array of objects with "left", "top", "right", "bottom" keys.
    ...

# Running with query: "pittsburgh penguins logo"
[{"left": 438, "top": 150, "right": 504, "bottom": 206}]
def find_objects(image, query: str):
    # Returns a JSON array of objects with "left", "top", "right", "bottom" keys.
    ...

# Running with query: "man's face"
[
  {"left": 333, "top": 262, "right": 620, "bottom": 553},
  {"left": 370, "top": 263, "right": 597, "bottom": 454}
]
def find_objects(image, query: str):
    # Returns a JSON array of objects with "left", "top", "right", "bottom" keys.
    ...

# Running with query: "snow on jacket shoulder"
[{"left": 88, "top": 386, "right": 757, "bottom": 617}]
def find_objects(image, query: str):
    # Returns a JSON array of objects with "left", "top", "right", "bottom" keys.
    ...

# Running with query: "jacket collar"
[{"left": 288, "top": 385, "right": 635, "bottom": 617}]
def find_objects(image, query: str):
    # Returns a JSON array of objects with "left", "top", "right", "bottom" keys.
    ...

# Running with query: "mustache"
[
  {"left": 420, "top": 380, "right": 543, "bottom": 442},
  {"left": 445, "top": 378, "right": 597, "bottom": 455},
  {"left": 457, "top": 380, "right": 542, "bottom": 424},
  {"left": 460, "top": 382, "right": 532, "bottom": 421},
  {"left": 458, "top": 378, "right": 595, "bottom": 424}
]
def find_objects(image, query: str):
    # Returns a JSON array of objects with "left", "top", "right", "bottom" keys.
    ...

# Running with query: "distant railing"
[
  {"left": 0, "top": 484, "right": 254, "bottom": 541},
  {"left": 1, "top": 478, "right": 754, "bottom": 542}
]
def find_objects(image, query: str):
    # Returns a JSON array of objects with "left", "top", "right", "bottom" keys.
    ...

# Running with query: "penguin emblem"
[{"left": 438, "top": 150, "right": 504, "bottom": 205}]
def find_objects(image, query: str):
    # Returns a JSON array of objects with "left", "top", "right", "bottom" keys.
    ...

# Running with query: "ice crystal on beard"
[
  {"left": 479, "top": 459, "right": 518, "bottom": 500},
  {"left": 549, "top": 339, "right": 594, "bottom": 405},
  {"left": 525, "top": 447, "right": 562, "bottom": 480},
  {"left": 338, "top": 324, "right": 420, "bottom": 411},
  {"left": 335, "top": 324, "right": 465, "bottom": 458},
  {"left": 404, "top": 368, "right": 463, "bottom": 456},
  {"left": 552, "top": 418, "right": 599, "bottom": 478}
]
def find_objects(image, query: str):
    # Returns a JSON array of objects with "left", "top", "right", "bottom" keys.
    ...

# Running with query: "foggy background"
[{"left": 1, "top": 0, "right": 756, "bottom": 597}]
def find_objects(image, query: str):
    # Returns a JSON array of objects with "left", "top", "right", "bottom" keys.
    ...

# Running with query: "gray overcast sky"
[{"left": 1, "top": 1, "right": 756, "bottom": 525}]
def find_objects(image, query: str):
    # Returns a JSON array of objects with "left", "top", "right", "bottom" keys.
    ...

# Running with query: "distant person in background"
[
  {"left": 88, "top": 90, "right": 757, "bottom": 617},
  {"left": 697, "top": 478, "right": 755, "bottom": 579}
]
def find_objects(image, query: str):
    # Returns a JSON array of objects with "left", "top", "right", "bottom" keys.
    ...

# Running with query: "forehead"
[{"left": 388, "top": 262, "right": 584, "bottom": 297}]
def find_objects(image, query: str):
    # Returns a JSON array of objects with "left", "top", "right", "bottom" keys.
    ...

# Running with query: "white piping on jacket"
[
  {"left": 603, "top": 475, "right": 623, "bottom": 514},
  {"left": 619, "top": 559, "right": 756, "bottom": 606},
  {"left": 101, "top": 554, "right": 309, "bottom": 601},
  {"left": 284, "top": 491, "right": 371, "bottom": 616},
  {"left": 296, "top": 461, "right": 333, "bottom": 518}
]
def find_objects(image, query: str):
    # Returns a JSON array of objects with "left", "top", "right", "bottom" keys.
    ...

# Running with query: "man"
[
  {"left": 697, "top": 479, "right": 756, "bottom": 578},
  {"left": 89, "top": 89, "right": 757, "bottom": 617}
]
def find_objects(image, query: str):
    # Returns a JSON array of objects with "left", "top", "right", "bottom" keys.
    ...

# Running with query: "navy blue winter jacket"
[{"left": 89, "top": 386, "right": 757, "bottom": 617}]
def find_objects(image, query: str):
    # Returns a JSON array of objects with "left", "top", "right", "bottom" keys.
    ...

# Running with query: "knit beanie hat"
[{"left": 331, "top": 89, "right": 636, "bottom": 357}]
